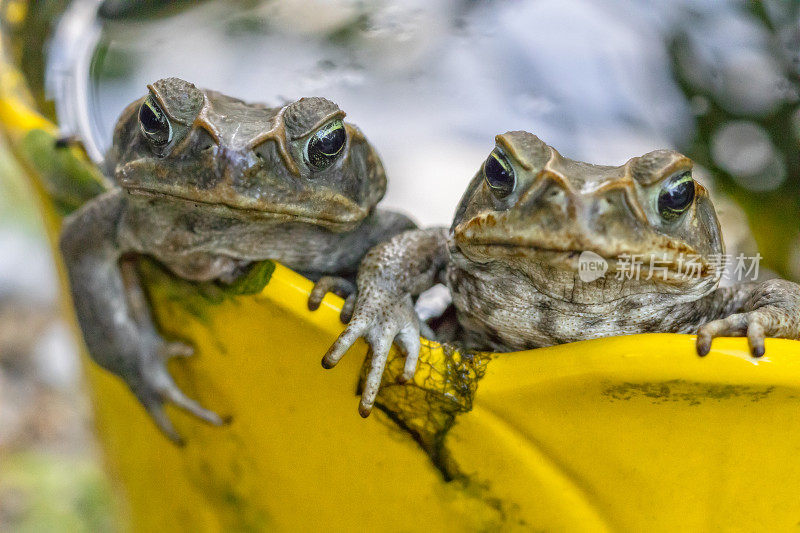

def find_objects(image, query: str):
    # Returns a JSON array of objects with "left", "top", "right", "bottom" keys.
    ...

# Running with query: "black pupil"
[
  {"left": 484, "top": 151, "right": 515, "bottom": 198},
  {"left": 138, "top": 98, "right": 171, "bottom": 146},
  {"left": 306, "top": 122, "right": 346, "bottom": 170},
  {"left": 658, "top": 172, "right": 695, "bottom": 220},
  {"left": 316, "top": 126, "right": 345, "bottom": 156}
]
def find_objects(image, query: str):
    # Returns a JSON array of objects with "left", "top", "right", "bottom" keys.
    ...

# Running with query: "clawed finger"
[
  {"left": 341, "top": 293, "right": 357, "bottom": 324},
  {"left": 747, "top": 320, "right": 766, "bottom": 357},
  {"left": 308, "top": 277, "right": 355, "bottom": 311},
  {"left": 696, "top": 313, "right": 761, "bottom": 358},
  {"left": 322, "top": 322, "right": 367, "bottom": 369},
  {"left": 358, "top": 337, "right": 393, "bottom": 418},
  {"left": 696, "top": 330, "right": 712, "bottom": 357},
  {"left": 418, "top": 321, "right": 436, "bottom": 341},
  {"left": 141, "top": 395, "right": 184, "bottom": 445},
  {"left": 138, "top": 349, "right": 226, "bottom": 442},
  {"left": 307, "top": 281, "right": 329, "bottom": 311},
  {"left": 160, "top": 381, "right": 225, "bottom": 426},
  {"left": 162, "top": 341, "right": 194, "bottom": 359},
  {"left": 395, "top": 326, "right": 421, "bottom": 383}
]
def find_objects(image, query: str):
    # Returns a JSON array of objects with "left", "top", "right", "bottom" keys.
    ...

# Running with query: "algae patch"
[
  {"left": 602, "top": 379, "right": 776, "bottom": 405},
  {"left": 139, "top": 259, "right": 276, "bottom": 323},
  {"left": 368, "top": 340, "right": 491, "bottom": 479}
]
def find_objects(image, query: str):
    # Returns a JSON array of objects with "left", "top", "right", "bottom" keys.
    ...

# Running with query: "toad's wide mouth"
[
  {"left": 456, "top": 239, "right": 715, "bottom": 281},
  {"left": 125, "top": 187, "right": 367, "bottom": 232}
]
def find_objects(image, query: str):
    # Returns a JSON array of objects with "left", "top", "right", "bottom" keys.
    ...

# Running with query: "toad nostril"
[
  {"left": 594, "top": 196, "right": 614, "bottom": 215},
  {"left": 518, "top": 181, "right": 572, "bottom": 215},
  {"left": 540, "top": 186, "right": 569, "bottom": 211},
  {"left": 590, "top": 193, "right": 626, "bottom": 221},
  {"left": 194, "top": 127, "right": 218, "bottom": 153},
  {"left": 590, "top": 190, "right": 647, "bottom": 226}
]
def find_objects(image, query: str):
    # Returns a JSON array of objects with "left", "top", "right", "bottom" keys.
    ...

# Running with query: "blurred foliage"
[
  {"left": 91, "top": 42, "right": 138, "bottom": 82},
  {"left": 19, "top": 130, "right": 107, "bottom": 215},
  {"left": 670, "top": 2, "right": 800, "bottom": 280},
  {"left": 0, "top": 452, "right": 117, "bottom": 533},
  {"left": 0, "top": 139, "right": 115, "bottom": 529},
  {"left": 1, "top": 0, "right": 69, "bottom": 121},
  {"left": 0, "top": 139, "right": 38, "bottom": 228},
  {"left": 98, "top": 0, "right": 211, "bottom": 20}
]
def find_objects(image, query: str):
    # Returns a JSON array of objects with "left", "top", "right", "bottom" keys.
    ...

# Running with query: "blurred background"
[{"left": 1, "top": 0, "right": 798, "bottom": 529}]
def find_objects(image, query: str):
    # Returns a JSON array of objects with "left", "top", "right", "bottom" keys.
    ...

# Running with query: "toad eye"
[
  {"left": 657, "top": 171, "right": 695, "bottom": 221},
  {"left": 483, "top": 148, "right": 515, "bottom": 198},
  {"left": 304, "top": 119, "right": 346, "bottom": 171},
  {"left": 138, "top": 96, "right": 173, "bottom": 147}
]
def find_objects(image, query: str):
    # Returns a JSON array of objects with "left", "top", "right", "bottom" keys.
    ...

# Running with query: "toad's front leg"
[
  {"left": 60, "top": 190, "right": 223, "bottom": 443},
  {"left": 695, "top": 279, "right": 800, "bottom": 357},
  {"left": 322, "top": 227, "right": 449, "bottom": 416},
  {"left": 306, "top": 208, "right": 417, "bottom": 324}
]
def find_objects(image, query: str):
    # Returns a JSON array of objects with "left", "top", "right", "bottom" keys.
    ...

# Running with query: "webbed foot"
[{"left": 127, "top": 336, "right": 225, "bottom": 444}]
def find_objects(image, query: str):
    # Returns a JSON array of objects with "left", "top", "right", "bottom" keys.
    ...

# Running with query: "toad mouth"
[
  {"left": 125, "top": 187, "right": 366, "bottom": 230},
  {"left": 458, "top": 241, "right": 712, "bottom": 277}
]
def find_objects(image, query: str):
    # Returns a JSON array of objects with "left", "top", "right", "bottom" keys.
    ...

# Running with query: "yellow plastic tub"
[{"left": 3, "top": 8, "right": 800, "bottom": 531}]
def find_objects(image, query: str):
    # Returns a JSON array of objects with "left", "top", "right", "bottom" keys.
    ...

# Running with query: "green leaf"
[
  {"left": 19, "top": 129, "right": 107, "bottom": 215},
  {"left": 224, "top": 261, "right": 276, "bottom": 296}
]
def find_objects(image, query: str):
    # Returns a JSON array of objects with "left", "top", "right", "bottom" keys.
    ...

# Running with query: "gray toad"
[{"left": 60, "top": 78, "right": 414, "bottom": 440}]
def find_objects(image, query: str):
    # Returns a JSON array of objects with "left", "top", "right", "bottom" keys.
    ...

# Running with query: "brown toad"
[{"left": 323, "top": 131, "right": 800, "bottom": 416}]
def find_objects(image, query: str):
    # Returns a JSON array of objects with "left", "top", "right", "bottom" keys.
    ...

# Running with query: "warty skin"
[{"left": 323, "top": 131, "right": 800, "bottom": 416}]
